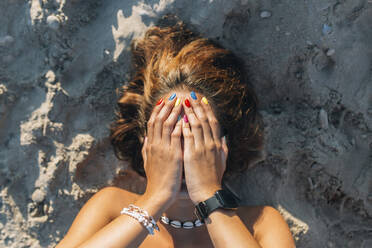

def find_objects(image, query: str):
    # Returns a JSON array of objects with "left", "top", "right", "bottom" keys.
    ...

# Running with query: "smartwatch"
[{"left": 194, "top": 189, "right": 240, "bottom": 223}]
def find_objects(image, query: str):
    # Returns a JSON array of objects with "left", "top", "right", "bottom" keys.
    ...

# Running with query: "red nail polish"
[
  {"left": 183, "top": 114, "right": 189, "bottom": 123},
  {"left": 156, "top": 98, "right": 163, "bottom": 105},
  {"left": 185, "top": 99, "right": 191, "bottom": 108}
]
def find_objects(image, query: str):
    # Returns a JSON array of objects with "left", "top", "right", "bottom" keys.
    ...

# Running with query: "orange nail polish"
[
  {"left": 185, "top": 98, "right": 191, "bottom": 108},
  {"left": 156, "top": 98, "right": 163, "bottom": 105}
]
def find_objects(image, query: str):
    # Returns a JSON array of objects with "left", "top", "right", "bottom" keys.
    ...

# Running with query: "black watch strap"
[{"left": 194, "top": 189, "right": 239, "bottom": 223}]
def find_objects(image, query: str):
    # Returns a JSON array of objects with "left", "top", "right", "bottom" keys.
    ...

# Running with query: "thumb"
[
  {"left": 220, "top": 136, "right": 228, "bottom": 172},
  {"left": 182, "top": 115, "right": 194, "bottom": 153},
  {"left": 221, "top": 136, "right": 228, "bottom": 161},
  {"left": 142, "top": 136, "right": 148, "bottom": 170}
]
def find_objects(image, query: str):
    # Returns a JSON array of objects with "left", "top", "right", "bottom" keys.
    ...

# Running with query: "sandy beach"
[{"left": 0, "top": 0, "right": 371, "bottom": 247}]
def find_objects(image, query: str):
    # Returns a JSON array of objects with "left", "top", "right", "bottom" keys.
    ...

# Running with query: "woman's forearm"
[
  {"left": 77, "top": 193, "right": 168, "bottom": 248},
  {"left": 205, "top": 209, "right": 262, "bottom": 248}
]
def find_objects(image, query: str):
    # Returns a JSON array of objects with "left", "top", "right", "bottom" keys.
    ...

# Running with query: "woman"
[{"left": 57, "top": 18, "right": 295, "bottom": 248}]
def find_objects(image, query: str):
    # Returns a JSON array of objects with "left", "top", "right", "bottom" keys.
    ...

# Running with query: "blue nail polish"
[
  {"left": 178, "top": 115, "right": 181, "bottom": 121},
  {"left": 190, "top": 91, "right": 197, "bottom": 100},
  {"left": 169, "top": 93, "right": 176, "bottom": 100}
]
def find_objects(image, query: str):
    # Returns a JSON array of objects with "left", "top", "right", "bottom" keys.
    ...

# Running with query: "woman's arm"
[
  {"left": 55, "top": 187, "right": 131, "bottom": 247},
  {"left": 206, "top": 208, "right": 261, "bottom": 248},
  {"left": 76, "top": 193, "right": 168, "bottom": 248},
  {"left": 57, "top": 94, "right": 185, "bottom": 247},
  {"left": 205, "top": 206, "right": 295, "bottom": 248},
  {"left": 56, "top": 187, "right": 169, "bottom": 248},
  {"left": 181, "top": 94, "right": 295, "bottom": 247}
]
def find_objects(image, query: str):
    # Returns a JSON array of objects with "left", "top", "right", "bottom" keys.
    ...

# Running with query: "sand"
[{"left": 0, "top": 0, "right": 371, "bottom": 247}]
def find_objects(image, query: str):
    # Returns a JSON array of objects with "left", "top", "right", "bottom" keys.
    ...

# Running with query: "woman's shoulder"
[{"left": 237, "top": 205, "right": 295, "bottom": 247}]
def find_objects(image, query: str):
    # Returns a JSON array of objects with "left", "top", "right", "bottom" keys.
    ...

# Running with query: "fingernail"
[
  {"left": 178, "top": 115, "right": 181, "bottom": 121},
  {"left": 169, "top": 93, "right": 176, "bottom": 100},
  {"left": 183, "top": 114, "right": 189, "bottom": 123},
  {"left": 223, "top": 136, "right": 226, "bottom": 142},
  {"left": 175, "top": 98, "right": 181, "bottom": 107},
  {"left": 190, "top": 91, "right": 197, "bottom": 100},
  {"left": 156, "top": 98, "right": 163, "bottom": 105},
  {"left": 201, "top": 97, "right": 208, "bottom": 105},
  {"left": 184, "top": 98, "right": 191, "bottom": 108}
]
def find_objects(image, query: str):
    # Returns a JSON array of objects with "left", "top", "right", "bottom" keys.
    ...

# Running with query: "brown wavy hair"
[{"left": 110, "top": 18, "right": 263, "bottom": 179}]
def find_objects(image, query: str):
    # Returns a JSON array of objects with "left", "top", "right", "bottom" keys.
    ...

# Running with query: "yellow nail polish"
[
  {"left": 201, "top": 97, "right": 208, "bottom": 104},
  {"left": 175, "top": 98, "right": 181, "bottom": 107}
]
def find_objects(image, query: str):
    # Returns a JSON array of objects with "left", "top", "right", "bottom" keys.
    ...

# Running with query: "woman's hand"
[
  {"left": 182, "top": 95, "right": 228, "bottom": 205},
  {"left": 141, "top": 96, "right": 183, "bottom": 208}
]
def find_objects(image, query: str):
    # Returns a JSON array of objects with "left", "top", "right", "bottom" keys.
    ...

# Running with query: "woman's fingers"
[
  {"left": 147, "top": 98, "right": 165, "bottom": 143},
  {"left": 171, "top": 117, "right": 183, "bottom": 148},
  {"left": 163, "top": 98, "right": 182, "bottom": 145},
  {"left": 181, "top": 114, "right": 194, "bottom": 153},
  {"left": 190, "top": 96, "right": 214, "bottom": 145},
  {"left": 153, "top": 94, "right": 177, "bottom": 142},
  {"left": 183, "top": 97, "right": 204, "bottom": 148},
  {"left": 200, "top": 96, "right": 222, "bottom": 143}
]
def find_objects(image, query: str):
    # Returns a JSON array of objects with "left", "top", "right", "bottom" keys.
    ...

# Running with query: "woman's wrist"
[
  {"left": 134, "top": 191, "right": 172, "bottom": 221},
  {"left": 191, "top": 185, "right": 222, "bottom": 205}
]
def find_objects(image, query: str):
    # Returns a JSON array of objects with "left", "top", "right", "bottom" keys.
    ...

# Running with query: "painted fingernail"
[
  {"left": 183, "top": 114, "right": 189, "bottom": 123},
  {"left": 185, "top": 98, "right": 191, "bottom": 108},
  {"left": 169, "top": 93, "right": 176, "bottom": 100},
  {"left": 156, "top": 98, "right": 163, "bottom": 105},
  {"left": 175, "top": 98, "right": 181, "bottom": 107},
  {"left": 190, "top": 91, "right": 197, "bottom": 100},
  {"left": 178, "top": 115, "right": 181, "bottom": 121},
  {"left": 201, "top": 97, "right": 208, "bottom": 104}
]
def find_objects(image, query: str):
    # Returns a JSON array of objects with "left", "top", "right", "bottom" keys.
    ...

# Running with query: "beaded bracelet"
[{"left": 120, "top": 204, "right": 160, "bottom": 235}]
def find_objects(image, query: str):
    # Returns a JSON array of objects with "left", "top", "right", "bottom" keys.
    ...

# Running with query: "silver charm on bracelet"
[{"left": 120, "top": 204, "right": 159, "bottom": 235}]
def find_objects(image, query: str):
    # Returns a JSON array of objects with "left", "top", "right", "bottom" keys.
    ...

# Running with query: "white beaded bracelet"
[{"left": 120, "top": 204, "right": 159, "bottom": 235}]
